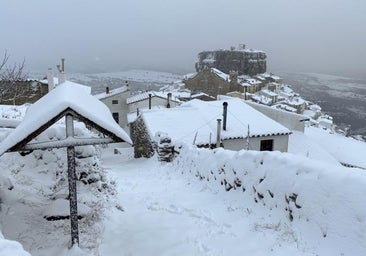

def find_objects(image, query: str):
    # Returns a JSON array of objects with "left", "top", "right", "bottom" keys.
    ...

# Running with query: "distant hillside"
[
  {"left": 67, "top": 70, "right": 183, "bottom": 94},
  {"left": 279, "top": 72, "right": 366, "bottom": 136}
]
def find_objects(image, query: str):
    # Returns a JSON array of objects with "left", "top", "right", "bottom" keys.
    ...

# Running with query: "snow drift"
[{"left": 172, "top": 145, "right": 366, "bottom": 255}]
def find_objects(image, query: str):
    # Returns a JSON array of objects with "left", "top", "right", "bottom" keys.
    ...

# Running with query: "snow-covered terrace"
[{"left": 126, "top": 91, "right": 181, "bottom": 105}]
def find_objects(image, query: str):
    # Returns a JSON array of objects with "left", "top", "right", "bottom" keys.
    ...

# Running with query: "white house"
[
  {"left": 132, "top": 98, "right": 291, "bottom": 157},
  {"left": 94, "top": 86, "right": 130, "bottom": 128}
]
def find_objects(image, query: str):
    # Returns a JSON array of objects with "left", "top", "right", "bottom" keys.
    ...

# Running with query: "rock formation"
[{"left": 195, "top": 45, "right": 267, "bottom": 76}]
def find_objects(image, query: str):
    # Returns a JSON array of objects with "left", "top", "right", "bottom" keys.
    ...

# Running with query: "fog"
[{"left": 1, "top": 0, "right": 366, "bottom": 75}]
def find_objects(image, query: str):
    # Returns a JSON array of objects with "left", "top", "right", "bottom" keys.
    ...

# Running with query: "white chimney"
[
  {"left": 58, "top": 71, "right": 66, "bottom": 85},
  {"left": 47, "top": 68, "right": 54, "bottom": 92},
  {"left": 57, "top": 59, "right": 66, "bottom": 85}
]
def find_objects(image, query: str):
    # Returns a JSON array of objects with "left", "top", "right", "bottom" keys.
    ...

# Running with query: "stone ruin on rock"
[{"left": 195, "top": 44, "right": 267, "bottom": 76}]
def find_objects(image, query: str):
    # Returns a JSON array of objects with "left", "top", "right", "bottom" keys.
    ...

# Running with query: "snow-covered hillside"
[{"left": 67, "top": 70, "right": 183, "bottom": 94}]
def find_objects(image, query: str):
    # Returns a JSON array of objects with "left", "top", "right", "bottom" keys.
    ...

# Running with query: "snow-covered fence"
[{"left": 172, "top": 145, "right": 366, "bottom": 254}]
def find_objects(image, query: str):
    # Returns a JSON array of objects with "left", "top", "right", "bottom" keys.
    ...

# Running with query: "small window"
[
  {"left": 112, "top": 112, "right": 119, "bottom": 124},
  {"left": 260, "top": 139, "right": 273, "bottom": 151},
  {"left": 112, "top": 100, "right": 118, "bottom": 104}
]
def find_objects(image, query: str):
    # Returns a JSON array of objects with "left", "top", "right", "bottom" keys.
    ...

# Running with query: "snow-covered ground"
[
  {"left": 97, "top": 144, "right": 366, "bottom": 255},
  {"left": 1, "top": 130, "right": 366, "bottom": 255}
]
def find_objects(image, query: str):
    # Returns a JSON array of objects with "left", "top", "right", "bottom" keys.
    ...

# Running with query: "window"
[
  {"left": 260, "top": 139, "right": 273, "bottom": 151},
  {"left": 112, "top": 100, "right": 118, "bottom": 104},
  {"left": 112, "top": 112, "right": 119, "bottom": 124}
]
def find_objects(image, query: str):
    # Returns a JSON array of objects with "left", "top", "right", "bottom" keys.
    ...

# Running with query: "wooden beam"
[{"left": 13, "top": 138, "right": 115, "bottom": 151}]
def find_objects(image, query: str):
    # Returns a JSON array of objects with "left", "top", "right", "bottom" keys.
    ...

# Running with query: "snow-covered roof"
[
  {"left": 245, "top": 78, "right": 262, "bottom": 85},
  {"left": 273, "top": 103, "right": 297, "bottom": 113},
  {"left": 191, "top": 92, "right": 215, "bottom": 100},
  {"left": 251, "top": 94, "right": 272, "bottom": 105},
  {"left": 210, "top": 68, "right": 230, "bottom": 82},
  {"left": 126, "top": 91, "right": 180, "bottom": 105},
  {"left": 261, "top": 89, "right": 278, "bottom": 97},
  {"left": 40, "top": 78, "right": 91, "bottom": 94},
  {"left": 238, "top": 80, "right": 251, "bottom": 87},
  {"left": 286, "top": 97, "right": 306, "bottom": 106},
  {"left": 0, "top": 82, "right": 132, "bottom": 155},
  {"left": 141, "top": 98, "right": 290, "bottom": 146},
  {"left": 94, "top": 86, "right": 129, "bottom": 100}
]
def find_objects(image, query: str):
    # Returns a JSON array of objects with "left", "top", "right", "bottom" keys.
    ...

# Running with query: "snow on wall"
[{"left": 172, "top": 145, "right": 366, "bottom": 255}]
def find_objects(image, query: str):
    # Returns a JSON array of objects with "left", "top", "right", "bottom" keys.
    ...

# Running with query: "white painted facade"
[
  {"left": 95, "top": 88, "right": 130, "bottom": 128},
  {"left": 222, "top": 134, "right": 289, "bottom": 152}
]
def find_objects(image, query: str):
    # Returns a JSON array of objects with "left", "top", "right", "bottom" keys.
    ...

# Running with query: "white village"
[{"left": 1, "top": 43, "right": 366, "bottom": 256}]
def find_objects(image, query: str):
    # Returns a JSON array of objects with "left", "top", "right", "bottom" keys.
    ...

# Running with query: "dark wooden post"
[{"left": 66, "top": 114, "right": 79, "bottom": 246}]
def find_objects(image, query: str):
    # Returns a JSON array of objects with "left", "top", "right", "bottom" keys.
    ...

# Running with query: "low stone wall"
[{"left": 172, "top": 145, "right": 366, "bottom": 254}]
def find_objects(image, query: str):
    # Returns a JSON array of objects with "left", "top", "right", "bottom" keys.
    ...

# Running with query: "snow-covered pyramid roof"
[
  {"left": 142, "top": 98, "right": 290, "bottom": 146},
  {"left": 0, "top": 82, "right": 132, "bottom": 155}
]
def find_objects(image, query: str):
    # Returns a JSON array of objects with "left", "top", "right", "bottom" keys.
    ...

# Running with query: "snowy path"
[{"left": 98, "top": 148, "right": 313, "bottom": 256}]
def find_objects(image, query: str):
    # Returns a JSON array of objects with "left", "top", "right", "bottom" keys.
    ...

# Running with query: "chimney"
[
  {"left": 58, "top": 71, "right": 66, "bottom": 85},
  {"left": 223, "top": 102, "right": 228, "bottom": 131},
  {"left": 216, "top": 119, "right": 222, "bottom": 148},
  {"left": 149, "top": 93, "right": 152, "bottom": 109},
  {"left": 56, "top": 59, "right": 66, "bottom": 85},
  {"left": 47, "top": 68, "right": 54, "bottom": 92},
  {"left": 106, "top": 86, "right": 110, "bottom": 94},
  {"left": 61, "top": 58, "right": 65, "bottom": 72},
  {"left": 167, "top": 92, "right": 172, "bottom": 108}
]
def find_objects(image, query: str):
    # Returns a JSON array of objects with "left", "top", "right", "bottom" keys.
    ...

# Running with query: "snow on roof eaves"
[
  {"left": 0, "top": 83, "right": 132, "bottom": 155},
  {"left": 40, "top": 78, "right": 91, "bottom": 93},
  {"left": 141, "top": 98, "right": 290, "bottom": 146},
  {"left": 94, "top": 86, "right": 129, "bottom": 100}
]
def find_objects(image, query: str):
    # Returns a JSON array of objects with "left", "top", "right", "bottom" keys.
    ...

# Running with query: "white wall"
[
  {"left": 223, "top": 135, "right": 289, "bottom": 152},
  {"left": 101, "top": 91, "right": 130, "bottom": 127},
  {"left": 246, "top": 101, "right": 307, "bottom": 132}
]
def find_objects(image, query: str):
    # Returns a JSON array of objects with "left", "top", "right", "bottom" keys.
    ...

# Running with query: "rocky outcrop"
[{"left": 195, "top": 48, "right": 267, "bottom": 76}]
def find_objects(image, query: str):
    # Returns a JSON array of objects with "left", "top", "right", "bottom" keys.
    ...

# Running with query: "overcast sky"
[{"left": 1, "top": 0, "right": 365, "bottom": 75}]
